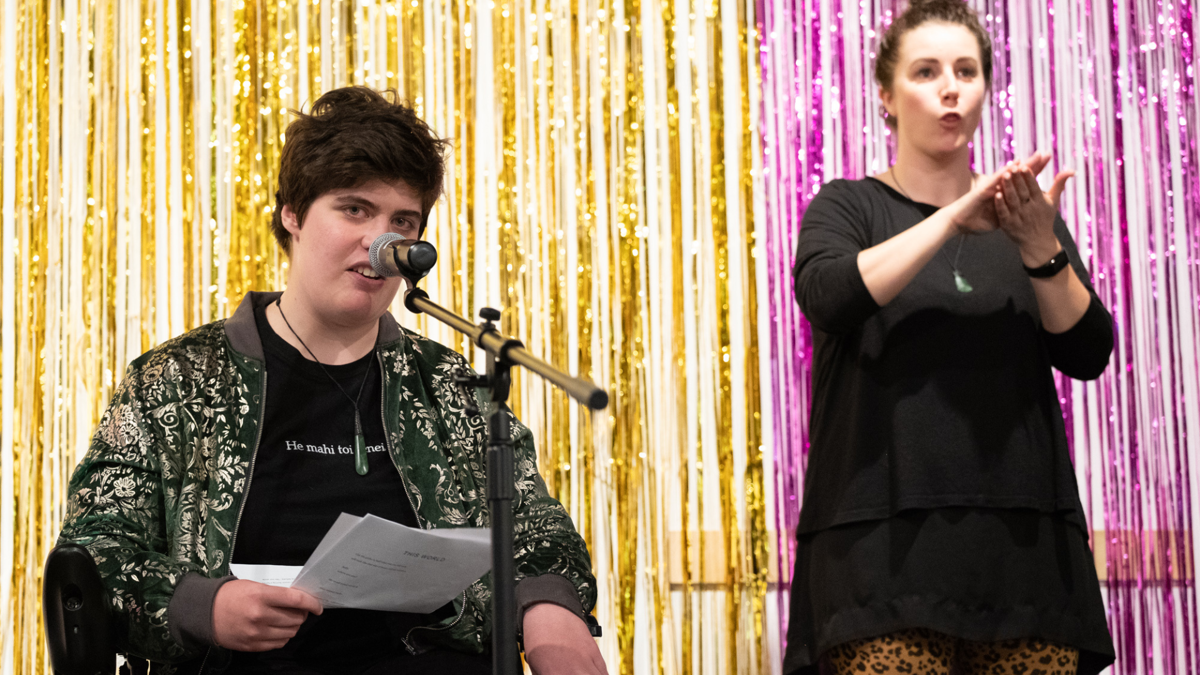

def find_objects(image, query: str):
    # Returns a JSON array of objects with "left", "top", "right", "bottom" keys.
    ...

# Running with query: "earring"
[{"left": 878, "top": 104, "right": 889, "bottom": 120}]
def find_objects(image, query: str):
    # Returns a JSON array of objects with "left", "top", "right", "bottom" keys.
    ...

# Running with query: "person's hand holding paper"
[{"left": 231, "top": 513, "right": 491, "bottom": 613}]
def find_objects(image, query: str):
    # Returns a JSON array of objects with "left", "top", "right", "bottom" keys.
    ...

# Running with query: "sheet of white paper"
[
  {"left": 229, "top": 564, "right": 302, "bottom": 588},
  {"left": 291, "top": 514, "right": 491, "bottom": 612},
  {"left": 306, "top": 512, "right": 363, "bottom": 564}
]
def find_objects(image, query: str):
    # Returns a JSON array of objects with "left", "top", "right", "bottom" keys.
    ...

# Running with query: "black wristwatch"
[{"left": 1023, "top": 249, "right": 1071, "bottom": 278}]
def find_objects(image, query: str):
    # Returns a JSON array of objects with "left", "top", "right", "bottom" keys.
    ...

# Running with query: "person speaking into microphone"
[{"left": 57, "top": 86, "right": 606, "bottom": 675}]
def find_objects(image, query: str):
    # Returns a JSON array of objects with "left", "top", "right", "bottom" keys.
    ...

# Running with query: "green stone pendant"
[
  {"left": 353, "top": 412, "right": 369, "bottom": 475},
  {"left": 354, "top": 433, "right": 369, "bottom": 475},
  {"left": 953, "top": 271, "right": 974, "bottom": 293}
]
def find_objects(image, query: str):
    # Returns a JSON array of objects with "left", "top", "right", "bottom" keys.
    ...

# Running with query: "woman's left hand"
[{"left": 994, "top": 152, "right": 1074, "bottom": 267}]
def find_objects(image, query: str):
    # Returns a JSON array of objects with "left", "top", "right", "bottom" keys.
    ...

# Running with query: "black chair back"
[{"left": 43, "top": 543, "right": 116, "bottom": 675}]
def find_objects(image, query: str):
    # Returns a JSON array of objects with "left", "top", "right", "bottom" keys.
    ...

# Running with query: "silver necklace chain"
[{"left": 889, "top": 167, "right": 973, "bottom": 293}]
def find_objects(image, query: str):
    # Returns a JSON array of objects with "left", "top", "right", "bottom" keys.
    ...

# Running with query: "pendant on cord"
[
  {"left": 953, "top": 271, "right": 974, "bottom": 293},
  {"left": 353, "top": 412, "right": 369, "bottom": 475}
]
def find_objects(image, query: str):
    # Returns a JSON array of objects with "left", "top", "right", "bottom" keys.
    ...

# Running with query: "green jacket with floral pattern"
[{"left": 59, "top": 291, "right": 596, "bottom": 672}]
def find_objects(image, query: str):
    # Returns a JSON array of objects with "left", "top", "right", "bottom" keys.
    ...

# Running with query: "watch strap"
[{"left": 1024, "top": 249, "right": 1070, "bottom": 278}]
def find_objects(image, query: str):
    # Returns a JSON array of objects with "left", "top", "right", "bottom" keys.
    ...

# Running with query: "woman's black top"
[
  {"left": 783, "top": 177, "right": 1116, "bottom": 674},
  {"left": 791, "top": 177, "right": 1113, "bottom": 534}
]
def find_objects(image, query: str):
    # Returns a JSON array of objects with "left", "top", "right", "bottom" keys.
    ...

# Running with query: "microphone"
[{"left": 369, "top": 233, "right": 438, "bottom": 281}]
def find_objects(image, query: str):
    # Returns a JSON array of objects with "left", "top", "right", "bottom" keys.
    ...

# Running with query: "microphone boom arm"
[{"left": 403, "top": 288, "right": 608, "bottom": 410}]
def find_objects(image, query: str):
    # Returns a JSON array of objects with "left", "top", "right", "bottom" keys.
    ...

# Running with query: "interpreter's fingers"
[
  {"left": 972, "top": 166, "right": 1006, "bottom": 203},
  {"left": 994, "top": 191, "right": 1011, "bottom": 221},
  {"left": 1029, "top": 150, "right": 1050, "bottom": 175},
  {"left": 1000, "top": 172, "right": 1021, "bottom": 210},
  {"left": 1019, "top": 165, "right": 1044, "bottom": 201},
  {"left": 1018, "top": 151, "right": 1047, "bottom": 177},
  {"left": 1048, "top": 170, "right": 1075, "bottom": 210},
  {"left": 1031, "top": 150, "right": 1054, "bottom": 176},
  {"left": 263, "top": 586, "right": 325, "bottom": 616},
  {"left": 1012, "top": 166, "right": 1033, "bottom": 202}
]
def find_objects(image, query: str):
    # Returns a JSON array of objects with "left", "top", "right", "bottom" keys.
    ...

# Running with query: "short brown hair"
[
  {"left": 271, "top": 87, "right": 449, "bottom": 254},
  {"left": 875, "top": 0, "right": 993, "bottom": 125}
]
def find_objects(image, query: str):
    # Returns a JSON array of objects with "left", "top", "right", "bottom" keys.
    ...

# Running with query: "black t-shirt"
[
  {"left": 791, "top": 177, "right": 1114, "bottom": 534},
  {"left": 228, "top": 302, "right": 452, "bottom": 673}
]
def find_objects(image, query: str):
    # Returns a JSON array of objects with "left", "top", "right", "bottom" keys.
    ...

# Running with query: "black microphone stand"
[{"left": 403, "top": 287, "right": 608, "bottom": 675}]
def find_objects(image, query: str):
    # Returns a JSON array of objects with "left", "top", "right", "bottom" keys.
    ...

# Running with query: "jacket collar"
[{"left": 223, "top": 291, "right": 406, "bottom": 360}]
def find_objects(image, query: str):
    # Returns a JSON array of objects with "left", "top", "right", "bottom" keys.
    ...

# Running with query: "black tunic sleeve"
[
  {"left": 792, "top": 180, "right": 881, "bottom": 334},
  {"left": 1038, "top": 214, "right": 1114, "bottom": 380}
]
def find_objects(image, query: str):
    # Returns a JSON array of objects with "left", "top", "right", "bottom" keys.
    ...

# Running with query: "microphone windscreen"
[{"left": 368, "top": 233, "right": 406, "bottom": 277}]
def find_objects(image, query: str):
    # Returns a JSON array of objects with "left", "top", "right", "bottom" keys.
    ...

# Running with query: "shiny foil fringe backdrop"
[
  {"left": 759, "top": 0, "right": 1200, "bottom": 673},
  {"left": 1, "top": 0, "right": 1197, "bottom": 673},
  {"left": 0, "top": 0, "right": 775, "bottom": 673}
]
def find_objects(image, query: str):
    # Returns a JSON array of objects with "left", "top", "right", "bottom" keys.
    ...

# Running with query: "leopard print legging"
[{"left": 825, "top": 628, "right": 1079, "bottom": 675}]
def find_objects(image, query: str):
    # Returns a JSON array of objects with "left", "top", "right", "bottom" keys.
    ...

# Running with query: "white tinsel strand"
[{"left": 0, "top": 0, "right": 14, "bottom": 666}]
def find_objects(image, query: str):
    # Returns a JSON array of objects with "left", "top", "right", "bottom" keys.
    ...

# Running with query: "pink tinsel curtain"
[{"left": 759, "top": 0, "right": 1200, "bottom": 672}]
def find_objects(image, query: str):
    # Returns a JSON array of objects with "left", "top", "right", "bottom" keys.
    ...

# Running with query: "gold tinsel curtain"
[{"left": 0, "top": 0, "right": 776, "bottom": 673}]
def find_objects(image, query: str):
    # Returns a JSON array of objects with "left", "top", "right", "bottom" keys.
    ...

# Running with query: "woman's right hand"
[
  {"left": 946, "top": 167, "right": 1006, "bottom": 234},
  {"left": 212, "top": 580, "right": 323, "bottom": 652}
]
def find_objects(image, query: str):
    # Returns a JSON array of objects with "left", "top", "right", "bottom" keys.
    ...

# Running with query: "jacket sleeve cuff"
[
  {"left": 515, "top": 574, "right": 586, "bottom": 629},
  {"left": 168, "top": 572, "right": 236, "bottom": 650}
]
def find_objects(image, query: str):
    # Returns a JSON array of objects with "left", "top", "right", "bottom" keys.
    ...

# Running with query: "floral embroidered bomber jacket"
[{"left": 58, "top": 292, "right": 597, "bottom": 673}]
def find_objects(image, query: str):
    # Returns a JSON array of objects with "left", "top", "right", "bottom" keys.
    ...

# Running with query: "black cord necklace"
[
  {"left": 275, "top": 299, "right": 373, "bottom": 476},
  {"left": 889, "top": 167, "right": 974, "bottom": 293}
]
